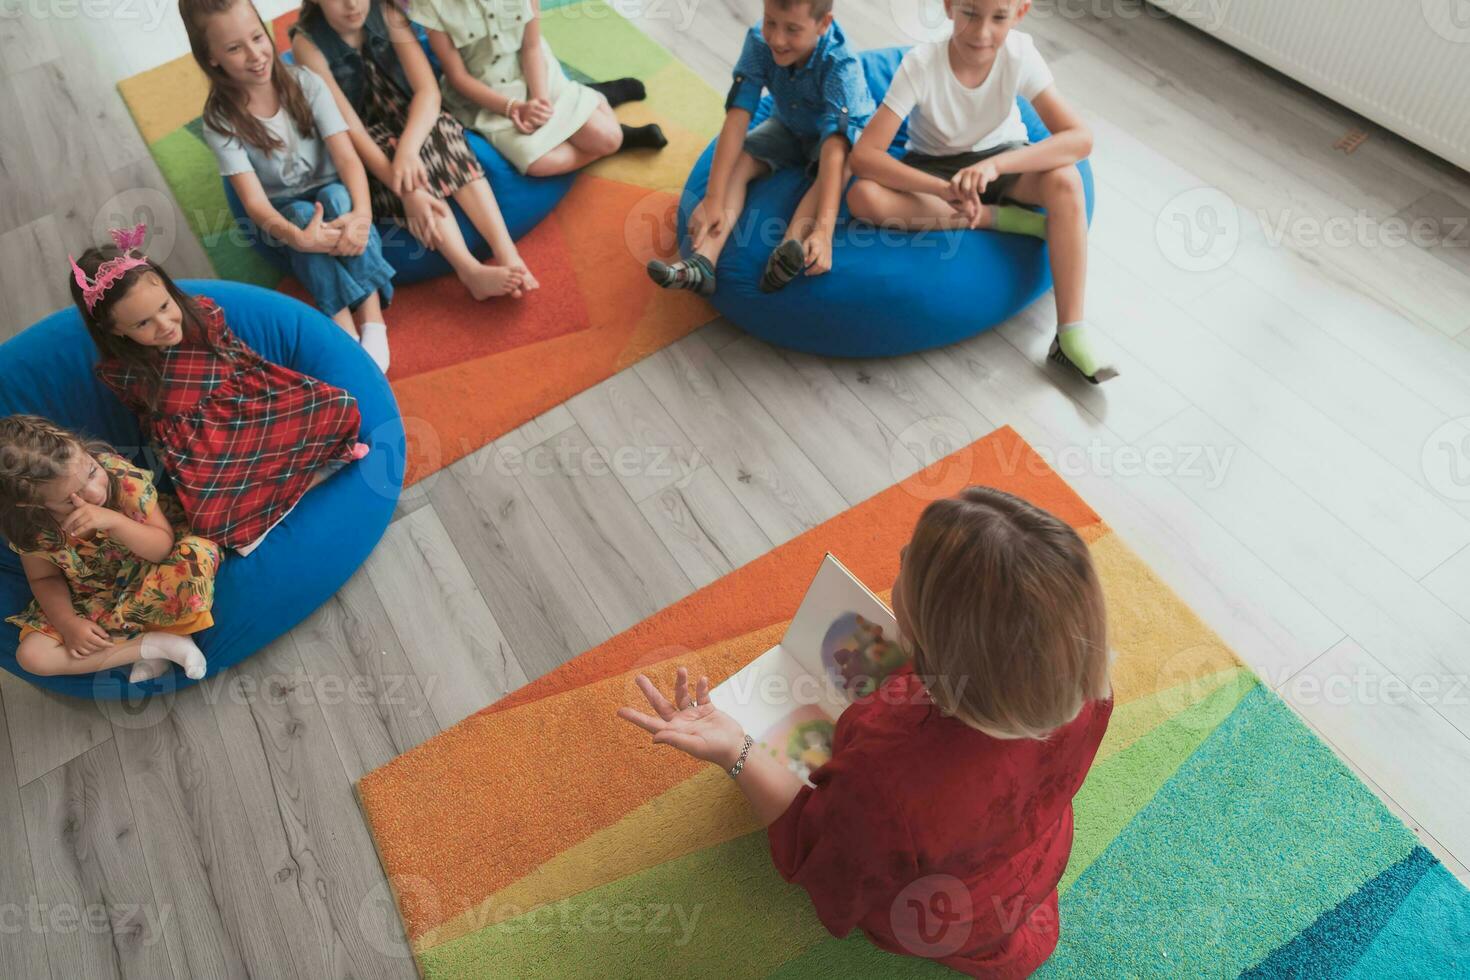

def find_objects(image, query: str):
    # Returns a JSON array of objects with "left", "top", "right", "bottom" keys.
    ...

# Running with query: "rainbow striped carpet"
[{"left": 357, "top": 427, "right": 1470, "bottom": 976}]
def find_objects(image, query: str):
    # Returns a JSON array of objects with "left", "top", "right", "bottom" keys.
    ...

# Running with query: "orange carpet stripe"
[
  {"left": 416, "top": 765, "right": 758, "bottom": 952},
  {"left": 357, "top": 621, "right": 786, "bottom": 942}
]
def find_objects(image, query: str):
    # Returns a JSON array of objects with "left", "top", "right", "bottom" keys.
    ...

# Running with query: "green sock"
[
  {"left": 1053, "top": 321, "right": 1119, "bottom": 382},
  {"left": 991, "top": 205, "right": 1047, "bottom": 239}
]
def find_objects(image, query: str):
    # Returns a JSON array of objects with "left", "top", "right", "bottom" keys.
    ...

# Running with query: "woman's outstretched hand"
[{"left": 617, "top": 667, "right": 747, "bottom": 769}]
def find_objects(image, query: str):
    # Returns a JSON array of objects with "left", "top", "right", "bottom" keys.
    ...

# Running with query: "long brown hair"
[
  {"left": 896, "top": 486, "right": 1111, "bottom": 739},
  {"left": 181, "top": 0, "right": 316, "bottom": 152},
  {"left": 68, "top": 247, "right": 218, "bottom": 412},
  {"left": 0, "top": 416, "right": 121, "bottom": 552}
]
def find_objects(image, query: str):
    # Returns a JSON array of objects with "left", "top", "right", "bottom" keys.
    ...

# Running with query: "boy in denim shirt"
[{"left": 646, "top": 0, "right": 874, "bottom": 295}]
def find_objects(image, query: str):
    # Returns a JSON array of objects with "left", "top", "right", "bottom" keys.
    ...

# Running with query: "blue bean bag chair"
[
  {"left": 0, "top": 281, "right": 405, "bottom": 700},
  {"left": 224, "top": 48, "right": 574, "bottom": 285},
  {"left": 679, "top": 46, "right": 1095, "bottom": 358}
]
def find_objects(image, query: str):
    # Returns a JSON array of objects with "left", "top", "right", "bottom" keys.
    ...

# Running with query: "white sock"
[
  {"left": 140, "top": 632, "right": 207, "bottom": 680},
  {"left": 128, "top": 658, "right": 171, "bottom": 684},
  {"left": 359, "top": 322, "right": 390, "bottom": 373}
]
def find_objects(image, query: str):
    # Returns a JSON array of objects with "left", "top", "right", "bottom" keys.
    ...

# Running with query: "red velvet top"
[{"left": 767, "top": 665, "right": 1112, "bottom": 978}]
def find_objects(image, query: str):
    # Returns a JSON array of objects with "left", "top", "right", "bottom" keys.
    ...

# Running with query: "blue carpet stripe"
[
  {"left": 1347, "top": 861, "right": 1470, "bottom": 978},
  {"left": 1241, "top": 846, "right": 1437, "bottom": 978}
]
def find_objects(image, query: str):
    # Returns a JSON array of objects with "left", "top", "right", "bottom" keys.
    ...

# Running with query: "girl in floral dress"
[
  {"left": 70, "top": 225, "right": 368, "bottom": 556},
  {"left": 0, "top": 416, "right": 220, "bottom": 683}
]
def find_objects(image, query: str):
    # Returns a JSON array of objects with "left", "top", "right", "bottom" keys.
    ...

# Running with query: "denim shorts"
[
  {"left": 264, "top": 182, "right": 395, "bottom": 316},
  {"left": 743, "top": 116, "right": 825, "bottom": 176},
  {"left": 901, "top": 141, "right": 1030, "bottom": 205}
]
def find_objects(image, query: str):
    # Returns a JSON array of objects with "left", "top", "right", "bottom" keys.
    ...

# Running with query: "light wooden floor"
[{"left": 5, "top": 2, "right": 1470, "bottom": 976}]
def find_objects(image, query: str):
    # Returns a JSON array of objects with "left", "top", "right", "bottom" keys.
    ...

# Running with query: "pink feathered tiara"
[{"left": 70, "top": 223, "right": 151, "bottom": 313}]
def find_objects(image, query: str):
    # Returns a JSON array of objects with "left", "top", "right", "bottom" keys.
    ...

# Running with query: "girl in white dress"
[{"left": 413, "top": 0, "right": 667, "bottom": 175}]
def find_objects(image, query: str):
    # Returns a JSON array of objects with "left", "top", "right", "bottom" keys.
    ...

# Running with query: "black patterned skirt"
[{"left": 362, "top": 56, "right": 485, "bottom": 221}]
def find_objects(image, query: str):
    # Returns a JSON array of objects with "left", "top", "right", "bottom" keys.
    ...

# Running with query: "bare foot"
[
  {"left": 490, "top": 256, "right": 539, "bottom": 297},
  {"left": 460, "top": 263, "right": 525, "bottom": 301},
  {"left": 510, "top": 260, "right": 540, "bottom": 293}
]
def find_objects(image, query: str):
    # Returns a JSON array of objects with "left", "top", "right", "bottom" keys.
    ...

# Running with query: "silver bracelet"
[
  {"left": 505, "top": 98, "right": 518, "bottom": 118},
  {"left": 727, "top": 734, "right": 754, "bottom": 777}
]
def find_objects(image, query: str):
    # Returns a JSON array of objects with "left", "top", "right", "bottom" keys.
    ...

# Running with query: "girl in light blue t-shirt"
[{"left": 186, "top": 0, "right": 397, "bottom": 374}]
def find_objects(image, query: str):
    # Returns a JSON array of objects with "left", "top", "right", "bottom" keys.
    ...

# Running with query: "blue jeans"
[{"left": 267, "top": 182, "right": 395, "bottom": 316}]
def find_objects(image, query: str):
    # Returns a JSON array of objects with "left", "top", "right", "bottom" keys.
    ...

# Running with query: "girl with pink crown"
[{"left": 70, "top": 223, "right": 369, "bottom": 557}]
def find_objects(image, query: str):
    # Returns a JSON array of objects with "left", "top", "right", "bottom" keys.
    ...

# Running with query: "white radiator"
[{"left": 1147, "top": 0, "right": 1470, "bottom": 172}]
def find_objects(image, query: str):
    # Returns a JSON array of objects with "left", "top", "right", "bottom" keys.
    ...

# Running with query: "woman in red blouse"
[{"left": 619, "top": 486, "right": 1113, "bottom": 977}]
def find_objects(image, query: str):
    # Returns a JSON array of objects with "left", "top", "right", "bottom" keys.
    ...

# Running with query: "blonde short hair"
[{"left": 896, "top": 486, "right": 1110, "bottom": 739}]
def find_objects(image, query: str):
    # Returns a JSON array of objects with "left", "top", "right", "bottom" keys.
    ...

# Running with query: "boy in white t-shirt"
[{"left": 848, "top": 0, "right": 1115, "bottom": 383}]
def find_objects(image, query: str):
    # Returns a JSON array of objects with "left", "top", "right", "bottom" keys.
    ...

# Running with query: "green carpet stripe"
[
  {"left": 1243, "top": 846, "right": 1436, "bottom": 978},
  {"left": 541, "top": 0, "right": 670, "bottom": 83},
  {"left": 1096, "top": 665, "right": 1246, "bottom": 762},
  {"left": 419, "top": 832, "right": 830, "bottom": 979},
  {"left": 1038, "top": 687, "right": 1419, "bottom": 977},
  {"left": 1347, "top": 861, "right": 1470, "bottom": 978},
  {"left": 1062, "top": 669, "right": 1256, "bottom": 893},
  {"left": 764, "top": 932, "right": 952, "bottom": 979},
  {"left": 150, "top": 126, "right": 281, "bottom": 287}
]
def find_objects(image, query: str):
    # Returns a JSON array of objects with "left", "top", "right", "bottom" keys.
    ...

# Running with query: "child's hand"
[
  {"left": 617, "top": 667, "right": 748, "bottom": 769},
  {"left": 58, "top": 616, "right": 113, "bottom": 658},
  {"left": 60, "top": 494, "right": 120, "bottom": 539},
  {"left": 803, "top": 232, "right": 833, "bottom": 277},
  {"left": 687, "top": 198, "right": 729, "bottom": 253},
  {"left": 525, "top": 98, "right": 553, "bottom": 128},
  {"left": 296, "top": 203, "right": 345, "bottom": 253},
  {"left": 403, "top": 189, "right": 451, "bottom": 252},
  {"left": 509, "top": 100, "right": 545, "bottom": 135},
  {"left": 391, "top": 153, "right": 430, "bottom": 197},
  {"left": 327, "top": 209, "right": 373, "bottom": 257},
  {"left": 951, "top": 162, "right": 1000, "bottom": 228}
]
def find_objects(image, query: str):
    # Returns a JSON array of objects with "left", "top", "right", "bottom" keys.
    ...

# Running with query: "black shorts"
[{"left": 901, "top": 141, "right": 1028, "bottom": 204}]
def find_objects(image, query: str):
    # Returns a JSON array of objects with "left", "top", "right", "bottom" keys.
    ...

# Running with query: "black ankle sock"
[
  {"left": 590, "top": 77, "right": 647, "bottom": 107},
  {"left": 619, "top": 123, "right": 668, "bottom": 152}
]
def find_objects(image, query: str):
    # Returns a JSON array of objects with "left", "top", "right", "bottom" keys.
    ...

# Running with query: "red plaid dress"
[{"left": 95, "top": 296, "right": 362, "bottom": 549}]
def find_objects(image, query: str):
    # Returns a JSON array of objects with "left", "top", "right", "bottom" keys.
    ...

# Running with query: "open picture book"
[{"left": 707, "top": 554, "right": 908, "bottom": 784}]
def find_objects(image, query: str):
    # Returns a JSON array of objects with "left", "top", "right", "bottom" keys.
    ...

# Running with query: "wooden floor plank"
[
  {"left": 1188, "top": 274, "right": 1470, "bottom": 525},
  {"left": 827, "top": 351, "right": 997, "bottom": 474},
  {"left": 1086, "top": 243, "right": 1470, "bottom": 580},
  {"left": 0, "top": 216, "right": 73, "bottom": 339},
  {"left": 112, "top": 688, "right": 300, "bottom": 980},
  {"left": 565, "top": 369, "right": 702, "bottom": 503},
  {"left": 428, "top": 447, "right": 612, "bottom": 680},
  {"left": 512, "top": 424, "right": 694, "bottom": 636},
  {"left": 636, "top": 333, "right": 848, "bottom": 544},
  {"left": 1138, "top": 407, "right": 1470, "bottom": 737},
  {"left": 719, "top": 335, "right": 910, "bottom": 506},
  {"left": 0, "top": 688, "right": 51, "bottom": 980},
  {"left": 364, "top": 507, "right": 528, "bottom": 728},
  {"left": 287, "top": 571, "right": 441, "bottom": 783},
  {"left": 20, "top": 739, "right": 177, "bottom": 980},
  {"left": 0, "top": 672, "right": 112, "bottom": 789},
  {"left": 638, "top": 465, "right": 773, "bottom": 590},
  {"left": 208, "top": 639, "right": 416, "bottom": 978}
]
